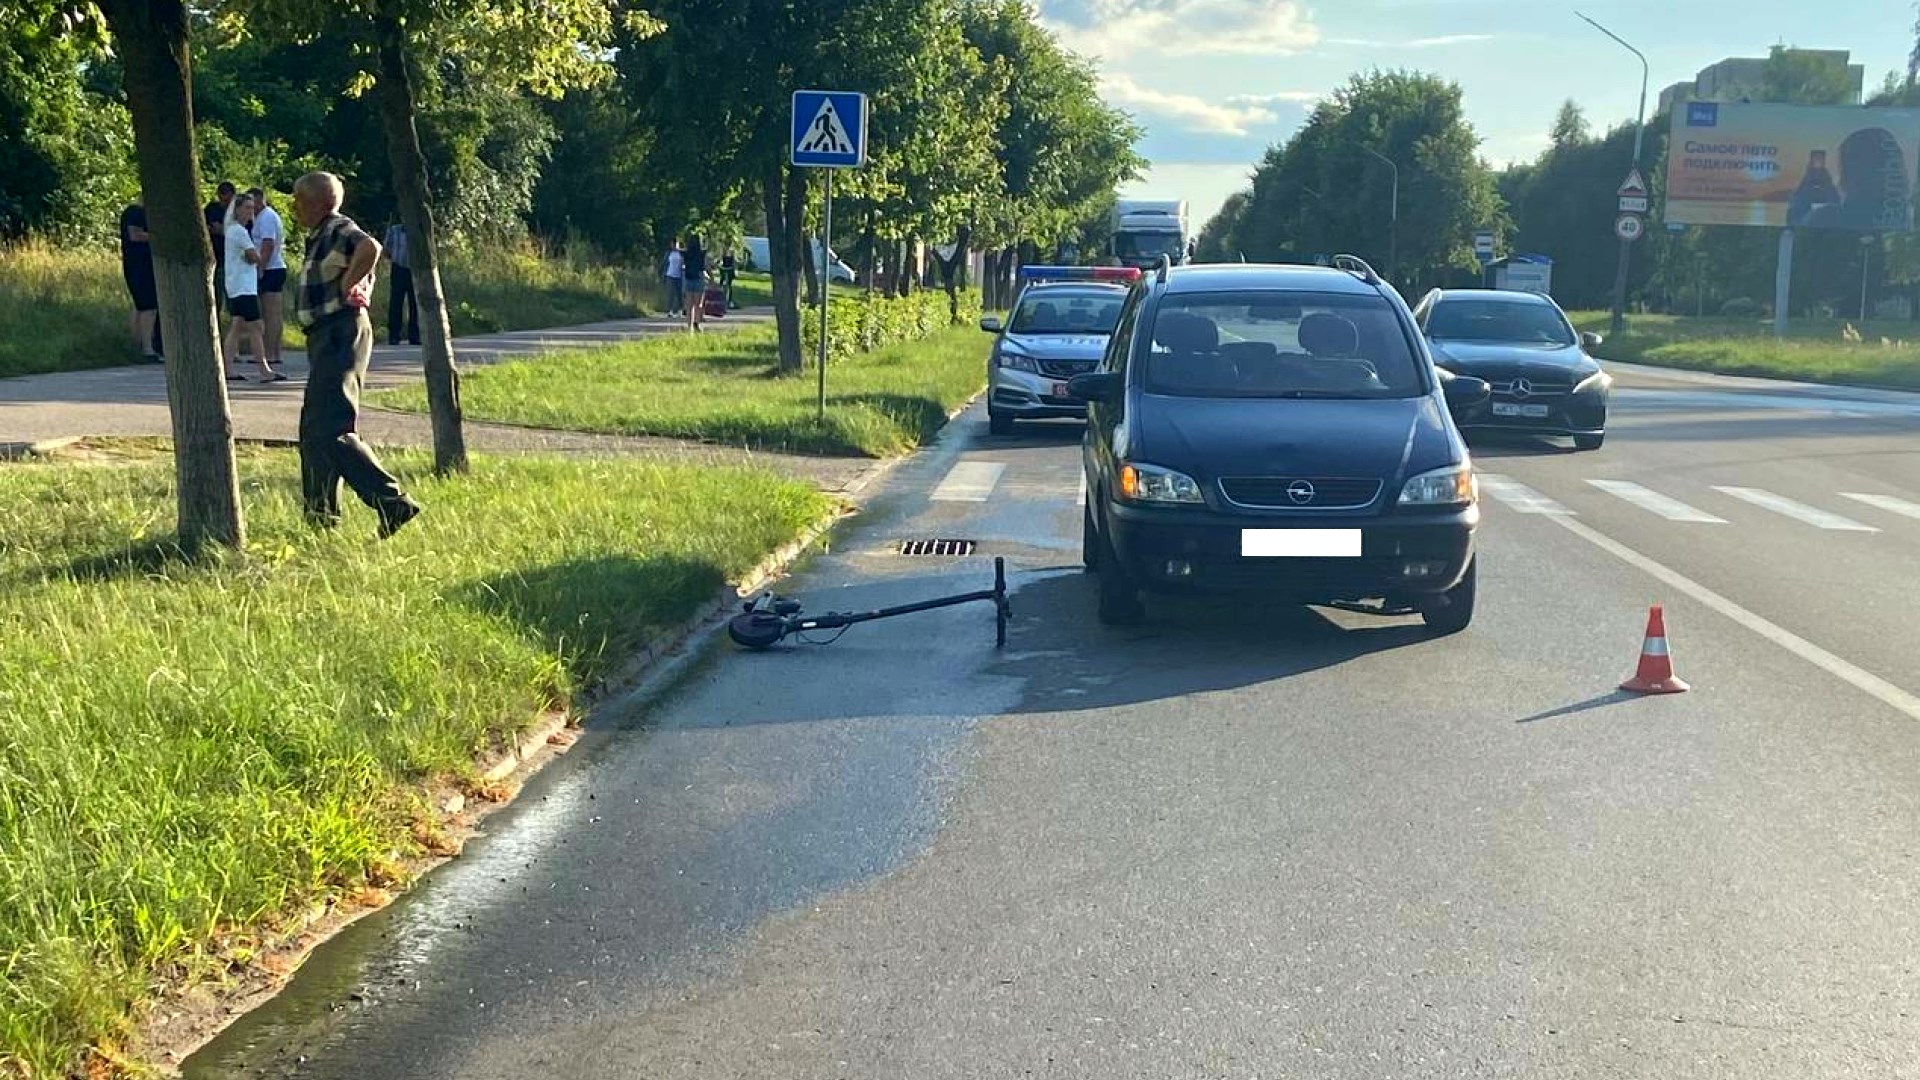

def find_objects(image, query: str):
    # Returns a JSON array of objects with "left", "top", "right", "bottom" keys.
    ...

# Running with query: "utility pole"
[
  {"left": 1365, "top": 148, "right": 1399, "bottom": 286},
  {"left": 1576, "top": 11, "right": 1647, "bottom": 340}
]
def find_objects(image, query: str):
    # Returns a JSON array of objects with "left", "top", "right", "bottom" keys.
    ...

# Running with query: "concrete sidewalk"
[{"left": 0, "top": 307, "right": 869, "bottom": 491}]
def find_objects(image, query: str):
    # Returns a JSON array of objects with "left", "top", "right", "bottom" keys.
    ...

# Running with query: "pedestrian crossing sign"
[{"left": 791, "top": 90, "right": 868, "bottom": 169}]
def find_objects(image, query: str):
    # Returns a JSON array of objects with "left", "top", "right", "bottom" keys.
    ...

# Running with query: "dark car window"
[
  {"left": 1426, "top": 298, "right": 1575, "bottom": 346},
  {"left": 1104, "top": 290, "right": 1143, "bottom": 375},
  {"left": 1141, "top": 290, "right": 1425, "bottom": 400},
  {"left": 1009, "top": 290, "right": 1124, "bottom": 334}
]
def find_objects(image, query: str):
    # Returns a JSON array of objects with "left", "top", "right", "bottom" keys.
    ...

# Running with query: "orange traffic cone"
[{"left": 1620, "top": 605, "right": 1689, "bottom": 695}]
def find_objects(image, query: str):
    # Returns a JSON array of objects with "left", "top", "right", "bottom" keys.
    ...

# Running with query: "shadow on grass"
[
  {"left": 453, "top": 554, "right": 727, "bottom": 681},
  {"left": 826, "top": 392, "right": 954, "bottom": 444},
  {"left": 50, "top": 538, "right": 209, "bottom": 583}
]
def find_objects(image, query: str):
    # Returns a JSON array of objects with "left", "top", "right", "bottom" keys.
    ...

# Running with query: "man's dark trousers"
[
  {"left": 388, "top": 264, "right": 420, "bottom": 345},
  {"left": 301, "top": 310, "right": 408, "bottom": 523}
]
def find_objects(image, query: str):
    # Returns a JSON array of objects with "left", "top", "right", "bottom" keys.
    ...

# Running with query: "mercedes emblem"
[{"left": 1511, "top": 377, "right": 1533, "bottom": 399}]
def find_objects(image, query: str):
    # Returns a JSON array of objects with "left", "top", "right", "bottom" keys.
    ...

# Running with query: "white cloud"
[
  {"left": 1041, "top": 0, "right": 1319, "bottom": 59},
  {"left": 1100, "top": 73, "right": 1286, "bottom": 136},
  {"left": 1326, "top": 33, "right": 1496, "bottom": 48},
  {"left": 1225, "top": 90, "right": 1323, "bottom": 107}
]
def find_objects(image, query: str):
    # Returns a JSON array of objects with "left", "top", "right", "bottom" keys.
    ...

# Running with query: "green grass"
[
  {"left": 371, "top": 323, "right": 988, "bottom": 458},
  {"left": 1568, "top": 310, "right": 1920, "bottom": 389},
  {"left": 0, "top": 240, "right": 665, "bottom": 379},
  {"left": 0, "top": 448, "right": 829, "bottom": 1075}
]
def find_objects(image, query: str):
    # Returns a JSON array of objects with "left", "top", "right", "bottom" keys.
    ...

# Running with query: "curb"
[{"left": 0, "top": 435, "right": 80, "bottom": 460}]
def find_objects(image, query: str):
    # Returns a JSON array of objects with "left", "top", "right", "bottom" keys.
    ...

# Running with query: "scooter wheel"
[{"left": 728, "top": 612, "right": 788, "bottom": 650}]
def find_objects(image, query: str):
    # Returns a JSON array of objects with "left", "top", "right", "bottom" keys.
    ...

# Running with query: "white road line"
[
  {"left": 1711, "top": 486, "right": 1878, "bottom": 532},
  {"left": 1547, "top": 514, "right": 1920, "bottom": 724},
  {"left": 1841, "top": 492, "right": 1920, "bottom": 522},
  {"left": 1477, "top": 474, "right": 1573, "bottom": 516},
  {"left": 929, "top": 460, "right": 1006, "bottom": 502},
  {"left": 1585, "top": 479, "right": 1726, "bottom": 524},
  {"left": 1076, "top": 470, "right": 1087, "bottom": 507}
]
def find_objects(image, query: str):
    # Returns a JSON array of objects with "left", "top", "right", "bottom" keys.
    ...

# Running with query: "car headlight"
[
  {"left": 1399, "top": 462, "right": 1477, "bottom": 507},
  {"left": 1119, "top": 462, "right": 1205, "bottom": 505},
  {"left": 996, "top": 346, "right": 1038, "bottom": 373},
  {"left": 1573, "top": 369, "right": 1612, "bottom": 394}
]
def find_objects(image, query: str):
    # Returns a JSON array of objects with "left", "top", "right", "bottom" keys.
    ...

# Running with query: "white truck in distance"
[{"left": 1111, "top": 199, "right": 1190, "bottom": 269}]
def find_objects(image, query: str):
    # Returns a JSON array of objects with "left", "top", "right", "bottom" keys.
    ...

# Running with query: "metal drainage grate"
[{"left": 898, "top": 538, "right": 977, "bottom": 557}]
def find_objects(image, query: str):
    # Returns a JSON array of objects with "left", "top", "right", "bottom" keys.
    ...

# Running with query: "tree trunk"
[
  {"left": 863, "top": 209, "right": 877, "bottom": 299},
  {"left": 99, "top": 0, "right": 243, "bottom": 552},
  {"left": 376, "top": 14, "right": 467, "bottom": 474},
  {"left": 762, "top": 160, "right": 803, "bottom": 373}
]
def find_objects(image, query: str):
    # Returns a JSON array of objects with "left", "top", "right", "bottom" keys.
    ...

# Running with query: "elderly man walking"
[{"left": 290, "top": 171, "right": 422, "bottom": 537}]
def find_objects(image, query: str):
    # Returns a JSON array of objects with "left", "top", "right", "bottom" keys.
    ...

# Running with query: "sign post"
[{"left": 790, "top": 89, "right": 869, "bottom": 419}]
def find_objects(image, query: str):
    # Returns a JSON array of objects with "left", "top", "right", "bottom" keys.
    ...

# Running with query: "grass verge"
[
  {"left": 0, "top": 241, "right": 660, "bottom": 379},
  {"left": 1569, "top": 310, "right": 1920, "bottom": 389},
  {"left": 0, "top": 446, "right": 829, "bottom": 1076},
  {"left": 371, "top": 323, "right": 988, "bottom": 458}
]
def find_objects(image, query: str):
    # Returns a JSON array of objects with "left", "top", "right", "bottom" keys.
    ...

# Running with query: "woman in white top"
[{"left": 222, "top": 194, "right": 282, "bottom": 382}]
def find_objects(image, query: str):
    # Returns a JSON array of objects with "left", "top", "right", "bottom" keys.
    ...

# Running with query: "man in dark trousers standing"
[
  {"left": 382, "top": 218, "right": 420, "bottom": 345},
  {"left": 290, "top": 171, "right": 422, "bottom": 537},
  {"left": 204, "top": 180, "right": 236, "bottom": 309}
]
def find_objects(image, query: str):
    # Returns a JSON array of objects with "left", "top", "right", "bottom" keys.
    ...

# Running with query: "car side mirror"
[
  {"left": 1442, "top": 373, "right": 1491, "bottom": 414},
  {"left": 1066, "top": 371, "right": 1122, "bottom": 404},
  {"left": 979, "top": 315, "right": 1003, "bottom": 334},
  {"left": 1580, "top": 331, "right": 1603, "bottom": 348}
]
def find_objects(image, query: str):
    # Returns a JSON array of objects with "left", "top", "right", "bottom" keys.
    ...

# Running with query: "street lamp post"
[
  {"left": 1576, "top": 11, "right": 1647, "bottom": 341},
  {"left": 1365, "top": 148, "right": 1399, "bottom": 285}
]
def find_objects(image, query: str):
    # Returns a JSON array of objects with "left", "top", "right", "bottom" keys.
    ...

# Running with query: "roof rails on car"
[
  {"left": 1331, "top": 254, "right": 1381, "bottom": 284},
  {"left": 1155, "top": 253, "right": 1173, "bottom": 283}
]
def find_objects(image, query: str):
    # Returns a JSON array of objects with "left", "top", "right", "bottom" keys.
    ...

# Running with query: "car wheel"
[
  {"left": 1419, "top": 557, "right": 1476, "bottom": 635},
  {"left": 1574, "top": 432, "right": 1605, "bottom": 451},
  {"left": 989, "top": 410, "right": 1015, "bottom": 436},
  {"left": 1095, "top": 520, "right": 1145, "bottom": 625}
]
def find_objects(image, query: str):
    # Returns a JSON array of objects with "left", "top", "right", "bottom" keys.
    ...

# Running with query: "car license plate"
[
  {"left": 1241, "top": 529, "right": 1361, "bottom": 558},
  {"left": 1493, "top": 402, "right": 1551, "bottom": 419}
]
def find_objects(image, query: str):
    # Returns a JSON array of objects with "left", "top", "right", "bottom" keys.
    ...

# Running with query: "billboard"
[{"left": 1664, "top": 101, "right": 1920, "bottom": 231}]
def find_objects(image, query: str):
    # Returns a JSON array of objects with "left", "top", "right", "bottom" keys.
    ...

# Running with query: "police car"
[{"left": 981, "top": 266, "right": 1140, "bottom": 435}]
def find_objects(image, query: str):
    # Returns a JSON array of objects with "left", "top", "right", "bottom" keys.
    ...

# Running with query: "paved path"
[{"left": 0, "top": 309, "right": 872, "bottom": 492}]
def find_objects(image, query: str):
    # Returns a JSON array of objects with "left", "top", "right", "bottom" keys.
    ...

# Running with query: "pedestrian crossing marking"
[
  {"left": 1586, "top": 479, "right": 1726, "bottom": 523},
  {"left": 1712, "top": 486, "right": 1878, "bottom": 532},
  {"left": 931, "top": 460, "right": 1005, "bottom": 502},
  {"left": 1477, "top": 474, "right": 1572, "bottom": 515},
  {"left": 1841, "top": 492, "right": 1920, "bottom": 522}
]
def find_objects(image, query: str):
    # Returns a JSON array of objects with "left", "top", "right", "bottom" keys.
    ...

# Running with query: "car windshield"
[
  {"left": 1142, "top": 290, "right": 1426, "bottom": 400},
  {"left": 1008, "top": 290, "right": 1125, "bottom": 334},
  {"left": 1113, "top": 232, "right": 1184, "bottom": 260},
  {"left": 1427, "top": 298, "right": 1575, "bottom": 345}
]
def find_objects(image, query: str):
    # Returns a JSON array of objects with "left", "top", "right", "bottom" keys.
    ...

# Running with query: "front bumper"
[
  {"left": 1458, "top": 388, "right": 1608, "bottom": 436},
  {"left": 990, "top": 368, "right": 1087, "bottom": 419},
  {"left": 1104, "top": 501, "right": 1477, "bottom": 602}
]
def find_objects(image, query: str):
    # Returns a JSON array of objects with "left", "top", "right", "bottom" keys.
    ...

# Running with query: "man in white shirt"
[
  {"left": 248, "top": 187, "right": 290, "bottom": 367},
  {"left": 222, "top": 194, "right": 282, "bottom": 383}
]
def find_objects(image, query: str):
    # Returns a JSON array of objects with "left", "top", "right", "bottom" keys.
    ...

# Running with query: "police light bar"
[{"left": 1020, "top": 265, "right": 1142, "bottom": 283}]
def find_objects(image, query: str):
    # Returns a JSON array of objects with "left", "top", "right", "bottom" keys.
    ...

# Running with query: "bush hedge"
[{"left": 803, "top": 287, "right": 983, "bottom": 368}]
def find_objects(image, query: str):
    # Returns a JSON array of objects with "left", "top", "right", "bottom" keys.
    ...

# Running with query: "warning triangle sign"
[
  {"left": 799, "top": 98, "right": 855, "bottom": 156},
  {"left": 1618, "top": 168, "right": 1648, "bottom": 197}
]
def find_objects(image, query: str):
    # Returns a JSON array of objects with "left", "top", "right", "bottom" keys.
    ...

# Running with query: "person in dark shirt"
[
  {"left": 719, "top": 248, "right": 739, "bottom": 309},
  {"left": 118, "top": 201, "right": 162, "bottom": 362},
  {"left": 682, "top": 234, "right": 708, "bottom": 332},
  {"left": 204, "top": 180, "right": 236, "bottom": 306}
]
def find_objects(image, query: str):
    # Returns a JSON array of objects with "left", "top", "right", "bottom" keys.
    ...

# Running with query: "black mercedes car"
[
  {"left": 1412, "top": 288, "right": 1612, "bottom": 451},
  {"left": 1072, "top": 258, "right": 1490, "bottom": 632}
]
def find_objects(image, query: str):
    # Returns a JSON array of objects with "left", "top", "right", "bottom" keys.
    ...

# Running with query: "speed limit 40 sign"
[{"left": 1615, "top": 214, "right": 1644, "bottom": 242}]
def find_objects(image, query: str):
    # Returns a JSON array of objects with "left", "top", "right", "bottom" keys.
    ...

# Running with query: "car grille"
[
  {"left": 1218, "top": 476, "right": 1383, "bottom": 510},
  {"left": 1487, "top": 377, "right": 1572, "bottom": 399},
  {"left": 1037, "top": 358, "right": 1098, "bottom": 378}
]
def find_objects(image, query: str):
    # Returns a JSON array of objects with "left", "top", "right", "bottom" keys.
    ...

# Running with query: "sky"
[{"left": 1034, "top": 0, "right": 1912, "bottom": 231}]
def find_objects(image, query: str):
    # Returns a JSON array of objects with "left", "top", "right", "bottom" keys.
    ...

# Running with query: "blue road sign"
[{"left": 791, "top": 90, "right": 868, "bottom": 169}]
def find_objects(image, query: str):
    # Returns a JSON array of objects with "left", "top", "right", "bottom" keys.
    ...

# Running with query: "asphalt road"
[{"left": 188, "top": 365, "right": 1920, "bottom": 1078}]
